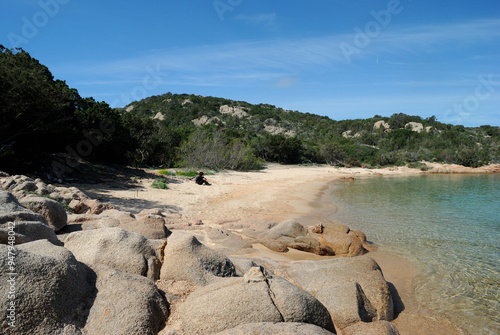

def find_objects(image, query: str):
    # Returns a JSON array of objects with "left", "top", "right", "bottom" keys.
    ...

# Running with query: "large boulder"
[
  {"left": 19, "top": 196, "right": 67, "bottom": 232},
  {"left": 62, "top": 209, "right": 171, "bottom": 240},
  {"left": 178, "top": 267, "right": 335, "bottom": 334},
  {"left": 0, "top": 221, "right": 61, "bottom": 246},
  {"left": 68, "top": 198, "right": 115, "bottom": 215},
  {"left": 316, "top": 282, "right": 376, "bottom": 329},
  {"left": 84, "top": 265, "right": 169, "bottom": 335},
  {"left": 267, "top": 220, "right": 307, "bottom": 239},
  {"left": 405, "top": 122, "right": 423, "bottom": 133},
  {"left": 64, "top": 227, "right": 163, "bottom": 280},
  {"left": 317, "top": 224, "right": 368, "bottom": 256},
  {"left": 160, "top": 232, "right": 237, "bottom": 285},
  {"left": 261, "top": 220, "right": 334, "bottom": 255},
  {"left": 0, "top": 191, "right": 26, "bottom": 212},
  {"left": 260, "top": 220, "right": 367, "bottom": 257},
  {"left": 0, "top": 240, "right": 95, "bottom": 334},
  {"left": 121, "top": 213, "right": 170, "bottom": 239},
  {"left": 287, "top": 256, "right": 394, "bottom": 331},
  {"left": 215, "top": 322, "right": 335, "bottom": 334},
  {"left": 0, "top": 191, "right": 60, "bottom": 245}
]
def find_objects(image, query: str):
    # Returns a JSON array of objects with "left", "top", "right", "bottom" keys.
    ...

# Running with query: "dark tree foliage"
[
  {"left": 0, "top": 47, "right": 75, "bottom": 159},
  {"left": 252, "top": 134, "right": 304, "bottom": 164},
  {"left": 0, "top": 46, "right": 126, "bottom": 172}
]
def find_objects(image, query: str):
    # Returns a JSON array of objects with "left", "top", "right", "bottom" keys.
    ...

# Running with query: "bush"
[
  {"left": 151, "top": 178, "right": 169, "bottom": 189},
  {"left": 158, "top": 169, "right": 175, "bottom": 176},
  {"left": 180, "top": 129, "right": 261, "bottom": 170},
  {"left": 175, "top": 170, "right": 198, "bottom": 177},
  {"left": 407, "top": 161, "right": 429, "bottom": 171}
]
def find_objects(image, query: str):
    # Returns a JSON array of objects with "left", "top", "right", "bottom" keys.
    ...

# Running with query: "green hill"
[
  {"left": 1, "top": 46, "right": 499, "bottom": 178},
  {"left": 119, "top": 92, "right": 499, "bottom": 169}
]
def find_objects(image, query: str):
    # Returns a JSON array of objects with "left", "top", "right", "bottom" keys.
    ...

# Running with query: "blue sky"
[{"left": 1, "top": 0, "right": 499, "bottom": 126}]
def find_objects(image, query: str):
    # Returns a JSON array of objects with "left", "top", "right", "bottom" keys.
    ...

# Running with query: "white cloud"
[{"left": 53, "top": 17, "right": 500, "bottom": 113}]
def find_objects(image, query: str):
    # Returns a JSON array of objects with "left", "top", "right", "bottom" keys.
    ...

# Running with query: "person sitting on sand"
[{"left": 195, "top": 171, "right": 211, "bottom": 185}]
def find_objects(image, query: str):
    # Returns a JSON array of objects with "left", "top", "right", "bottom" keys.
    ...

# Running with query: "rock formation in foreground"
[{"left": 0, "top": 173, "right": 400, "bottom": 334}]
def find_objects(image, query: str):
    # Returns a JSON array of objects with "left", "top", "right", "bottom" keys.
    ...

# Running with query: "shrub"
[
  {"left": 158, "top": 169, "right": 175, "bottom": 176},
  {"left": 407, "top": 161, "right": 429, "bottom": 171},
  {"left": 175, "top": 170, "right": 198, "bottom": 177},
  {"left": 151, "top": 178, "right": 169, "bottom": 189}
]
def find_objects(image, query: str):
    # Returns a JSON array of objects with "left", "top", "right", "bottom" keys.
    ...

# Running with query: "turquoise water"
[{"left": 328, "top": 174, "right": 500, "bottom": 335}]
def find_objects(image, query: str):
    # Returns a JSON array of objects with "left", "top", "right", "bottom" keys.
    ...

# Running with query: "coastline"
[
  {"left": 305, "top": 179, "right": 467, "bottom": 335},
  {"left": 67, "top": 163, "right": 497, "bottom": 334}
]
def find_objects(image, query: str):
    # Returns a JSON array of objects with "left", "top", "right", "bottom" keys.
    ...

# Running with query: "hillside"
[{"left": 119, "top": 93, "right": 500, "bottom": 168}]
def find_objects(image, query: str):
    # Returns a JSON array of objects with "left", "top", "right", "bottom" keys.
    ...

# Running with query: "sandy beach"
[{"left": 68, "top": 162, "right": 495, "bottom": 334}]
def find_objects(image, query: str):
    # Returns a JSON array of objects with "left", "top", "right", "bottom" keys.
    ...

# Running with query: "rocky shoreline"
[
  {"left": 2, "top": 163, "right": 487, "bottom": 334},
  {"left": 0, "top": 172, "right": 399, "bottom": 335}
]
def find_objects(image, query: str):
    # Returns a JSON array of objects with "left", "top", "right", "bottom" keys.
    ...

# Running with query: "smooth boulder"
[
  {"left": 0, "top": 221, "right": 61, "bottom": 245},
  {"left": 64, "top": 227, "right": 162, "bottom": 280},
  {"left": 0, "top": 191, "right": 26, "bottom": 212},
  {"left": 160, "top": 232, "right": 237, "bottom": 285},
  {"left": 84, "top": 265, "right": 169, "bottom": 335},
  {"left": 287, "top": 256, "right": 394, "bottom": 330},
  {"left": 0, "top": 240, "right": 95, "bottom": 334},
  {"left": 19, "top": 196, "right": 67, "bottom": 232},
  {"left": 0, "top": 191, "right": 59, "bottom": 245},
  {"left": 178, "top": 267, "right": 335, "bottom": 334}
]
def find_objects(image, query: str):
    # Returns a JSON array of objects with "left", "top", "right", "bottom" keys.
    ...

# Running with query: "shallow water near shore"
[{"left": 328, "top": 174, "right": 500, "bottom": 335}]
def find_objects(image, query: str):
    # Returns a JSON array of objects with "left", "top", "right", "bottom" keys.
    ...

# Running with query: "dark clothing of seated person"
[{"left": 195, "top": 172, "right": 211, "bottom": 185}]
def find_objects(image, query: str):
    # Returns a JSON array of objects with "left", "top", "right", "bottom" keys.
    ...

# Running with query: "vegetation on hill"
[
  {"left": 121, "top": 93, "right": 499, "bottom": 169},
  {"left": 1, "top": 46, "right": 499, "bottom": 178}
]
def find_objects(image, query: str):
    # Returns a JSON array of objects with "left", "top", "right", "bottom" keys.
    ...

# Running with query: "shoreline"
[
  {"left": 303, "top": 179, "right": 467, "bottom": 335},
  {"left": 65, "top": 163, "right": 495, "bottom": 334}
]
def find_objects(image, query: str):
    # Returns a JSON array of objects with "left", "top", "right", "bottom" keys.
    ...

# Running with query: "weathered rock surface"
[
  {"left": 0, "top": 240, "right": 95, "bottom": 334},
  {"left": 317, "top": 225, "right": 369, "bottom": 257},
  {"left": 84, "top": 265, "right": 169, "bottom": 335},
  {"left": 62, "top": 209, "right": 171, "bottom": 240},
  {"left": 0, "top": 175, "right": 114, "bottom": 216},
  {"left": 19, "top": 196, "right": 67, "bottom": 232},
  {"left": 260, "top": 220, "right": 368, "bottom": 257},
  {"left": 0, "top": 191, "right": 60, "bottom": 245},
  {"left": 160, "top": 232, "right": 237, "bottom": 285},
  {"left": 267, "top": 219, "right": 307, "bottom": 239},
  {"left": 0, "top": 221, "right": 61, "bottom": 245},
  {"left": 0, "top": 191, "right": 26, "bottom": 213},
  {"left": 178, "top": 267, "right": 335, "bottom": 334},
  {"left": 229, "top": 256, "right": 258, "bottom": 276},
  {"left": 316, "top": 282, "right": 376, "bottom": 329},
  {"left": 215, "top": 322, "right": 336, "bottom": 334},
  {"left": 64, "top": 227, "right": 162, "bottom": 280},
  {"left": 374, "top": 120, "right": 390, "bottom": 131},
  {"left": 405, "top": 122, "right": 424, "bottom": 133},
  {"left": 287, "top": 256, "right": 394, "bottom": 331},
  {"left": 343, "top": 320, "right": 401, "bottom": 335}
]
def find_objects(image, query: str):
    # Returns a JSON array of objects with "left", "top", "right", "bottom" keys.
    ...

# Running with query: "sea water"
[{"left": 328, "top": 174, "right": 500, "bottom": 335}]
